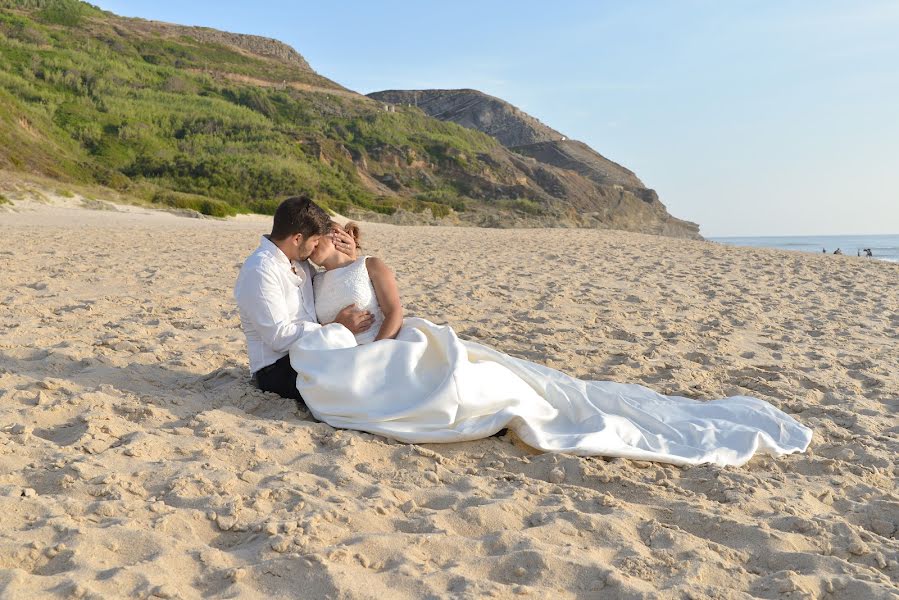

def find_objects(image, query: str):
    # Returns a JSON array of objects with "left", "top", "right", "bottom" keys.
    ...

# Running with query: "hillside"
[
  {"left": 0, "top": 0, "right": 700, "bottom": 237},
  {"left": 368, "top": 89, "right": 699, "bottom": 237}
]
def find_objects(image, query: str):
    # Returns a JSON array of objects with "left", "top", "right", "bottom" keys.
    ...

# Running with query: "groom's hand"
[{"left": 333, "top": 304, "right": 374, "bottom": 333}]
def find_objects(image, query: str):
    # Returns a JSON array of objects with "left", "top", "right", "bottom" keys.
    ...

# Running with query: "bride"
[{"left": 291, "top": 222, "right": 813, "bottom": 467}]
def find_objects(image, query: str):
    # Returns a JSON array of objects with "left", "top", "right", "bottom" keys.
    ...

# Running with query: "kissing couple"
[{"left": 234, "top": 196, "right": 812, "bottom": 467}]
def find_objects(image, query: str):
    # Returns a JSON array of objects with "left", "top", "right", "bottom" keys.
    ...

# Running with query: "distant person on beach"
[
  {"left": 833, "top": 248, "right": 842, "bottom": 255},
  {"left": 864, "top": 248, "right": 874, "bottom": 257},
  {"left": 822, "top": 248, "right": 826, "bottom": 253},
  {"left": 233, "top": 196, "right": 372, "bottom": 402}
]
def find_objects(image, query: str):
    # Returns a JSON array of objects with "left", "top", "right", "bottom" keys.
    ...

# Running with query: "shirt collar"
[
  {"left": 260, "top": 235, "right": 309, "bottom": 281},
  {"left": 260, "top": 235, "right": 293, "bottom": 268}
]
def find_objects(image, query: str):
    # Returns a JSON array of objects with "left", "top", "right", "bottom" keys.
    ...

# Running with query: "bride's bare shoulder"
[{"left": 364, "top": 256, "right": 395, "bottom": 277}]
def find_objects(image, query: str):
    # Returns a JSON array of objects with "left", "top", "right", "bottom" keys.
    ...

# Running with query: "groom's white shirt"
[{"left": 234, "top": 235, "right": 320, "bottom": 374}]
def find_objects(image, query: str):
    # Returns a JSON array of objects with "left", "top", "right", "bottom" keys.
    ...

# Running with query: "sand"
[{"left": 0, "top": 192, "right": 897, "bottom": 599}]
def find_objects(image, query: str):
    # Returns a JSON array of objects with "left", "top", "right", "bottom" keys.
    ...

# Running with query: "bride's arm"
[{"left": 366, "top": 257, "right": 403, "bottom": 341}]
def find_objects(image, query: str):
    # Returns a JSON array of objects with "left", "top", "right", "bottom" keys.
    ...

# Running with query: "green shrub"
[
  {"left": 499, "top": 198, "right": 545, "bottom": 216},
  {"left": 410, "top": 200, "right": 450, "bottom": 218},
  {"left": 0, "top": 12, "right": 49, "bottom": 44},
  {"left": 371, "top": 203, "right": 397, "bottom": 215},
  {"left": 318, "top": 198, "right": 346, "bottom": 215},
  {"left": 32, "top": 0, "right": 96, "bottom": 27},
  {"left": 415, "top": 188, "right": 466, "bottom": 212},
  {"left": 151, "top": 189, "right": 239, "bottom": 217},
  {"left": 0, "top": 194, "right": 10, "bottom": 205},
  {"left": 246, "top": 198, "right": 281, "bottom": 215},
  {"left": 90, "top": 164, "right": 130, "bottom": 189}
]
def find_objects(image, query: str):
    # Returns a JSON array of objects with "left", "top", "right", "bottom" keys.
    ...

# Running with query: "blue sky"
[{"left": 92, "top": 0, "right": 899, "bottom": 236}]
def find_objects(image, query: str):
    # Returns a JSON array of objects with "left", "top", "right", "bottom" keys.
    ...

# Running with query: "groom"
[{"left": 234, "top": 195, "right": 374, "bottom": 401}]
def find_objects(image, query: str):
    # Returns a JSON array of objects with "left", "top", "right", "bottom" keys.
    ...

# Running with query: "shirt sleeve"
[{"left": 235, "top": 264, "right": 321, "bottom": 352}]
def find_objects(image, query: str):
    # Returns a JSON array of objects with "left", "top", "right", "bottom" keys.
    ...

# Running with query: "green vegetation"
[
  {"left": 1, "top": 0, "right": 102, "bottom": 27},
  {"left": 151, "top": 189, "right": 239, "bottom": 217},
  {"left": 0, "top": 193, "right": 9, "bottom": 204},
  {"left": 0, "top": 1, "right": 513, "bottom": 217},
  {"left": 415, "top": 188, "right": 467, "bottom": 213},
  {"left": 498, "top": 198, "right": 546, "bottom": 216}
]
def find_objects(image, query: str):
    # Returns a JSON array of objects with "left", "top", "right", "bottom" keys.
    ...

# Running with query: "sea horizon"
[{"left": 710, "top": 233, "right": 899, "bottom": 263}]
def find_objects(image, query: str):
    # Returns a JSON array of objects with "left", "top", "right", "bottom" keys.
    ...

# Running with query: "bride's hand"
[
  {"left": 333, "top": 304, "right": 374, "bottom": 333},
  {"left": 331, "top": 228, "right": 357, "bottom": 260}
]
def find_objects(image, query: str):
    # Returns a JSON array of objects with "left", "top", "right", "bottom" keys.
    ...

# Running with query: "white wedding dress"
[{"left": 292, "top": 257, "right": 812, "bottom": 466}]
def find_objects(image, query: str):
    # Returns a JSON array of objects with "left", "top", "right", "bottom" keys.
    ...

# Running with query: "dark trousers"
[{"left": 254, "top": 355, "right": 304, "bottom": 402}]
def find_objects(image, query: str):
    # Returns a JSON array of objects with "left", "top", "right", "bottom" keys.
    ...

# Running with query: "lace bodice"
[{"left": 313, "top": 257, "right": 384, "bottom": 345}]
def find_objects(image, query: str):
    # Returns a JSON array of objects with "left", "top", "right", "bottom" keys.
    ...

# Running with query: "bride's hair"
[{"left": 332, "top": 221, "right": 362, "bottom": 249}]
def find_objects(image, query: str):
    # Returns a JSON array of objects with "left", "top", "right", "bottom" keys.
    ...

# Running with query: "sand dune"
[{"left": 0, "top": 195, "right": 897, "bottom": 599}]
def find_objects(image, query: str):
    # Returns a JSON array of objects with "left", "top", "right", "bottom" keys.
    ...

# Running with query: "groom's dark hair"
[{"left": 270, "top": 195, "right": 331, "bottom": 241}]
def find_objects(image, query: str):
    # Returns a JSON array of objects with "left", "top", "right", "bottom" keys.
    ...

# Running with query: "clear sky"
[{"left": 91, "top": 0, "right": 899, "bottom": 236}]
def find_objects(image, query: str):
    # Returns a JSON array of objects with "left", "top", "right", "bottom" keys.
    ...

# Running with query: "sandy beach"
[{"left": 1, "top": 195, "right": 897, "bottom": 599}]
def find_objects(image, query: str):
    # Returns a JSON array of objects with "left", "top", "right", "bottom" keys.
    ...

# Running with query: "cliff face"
[
  {"left": 512, "top": 139, "right": 643, "bottom": 190},
  {"left": 369, "top": 89, "right": 564, "bottom": 147},
  {"left": 368, "top": 89, "right": 701, "bottom": 239}
]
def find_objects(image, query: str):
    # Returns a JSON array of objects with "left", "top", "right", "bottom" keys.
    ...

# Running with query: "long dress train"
[{"left": 290, "top": 257, "right": 812, "bottom": 467}]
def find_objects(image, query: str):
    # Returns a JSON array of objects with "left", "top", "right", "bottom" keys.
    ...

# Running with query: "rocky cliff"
[
  {"left": 369, "top": 89, "right": 700, "bottom": 238},
  {"left": 369, "top": 88, "right": 564, "bottom": 147}
]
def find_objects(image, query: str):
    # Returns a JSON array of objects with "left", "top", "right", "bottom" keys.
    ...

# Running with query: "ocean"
[{"left": 711, "top": 234, "right": 899, "bottom": 263}]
